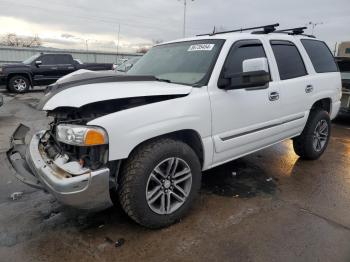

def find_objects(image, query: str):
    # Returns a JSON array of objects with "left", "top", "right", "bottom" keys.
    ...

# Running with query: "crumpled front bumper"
[{"left": 6, "top": 124, "right": 113, "bottom": 211}]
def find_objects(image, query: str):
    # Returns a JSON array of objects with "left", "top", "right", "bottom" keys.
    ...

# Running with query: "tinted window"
[
  {"left": 301, "top": 40, "right": 338, "bottom": 73},
  {"left": 224, "top": 40, "right": 267, "bottom": 75},
  {"left": 41, "top": 55, "right": 56, "bottom": 65},
  {"left": 270, "top": 40, "right": 307, "bottom": 80},
  {"left": 337, "top": 59, "right": 350, "bottom": 72},
  {"left": 55, "top": 55, "right": 72, "bottom": 64},
  {"left": 346, "top": 48, "right": 350, "bottom": 54}
]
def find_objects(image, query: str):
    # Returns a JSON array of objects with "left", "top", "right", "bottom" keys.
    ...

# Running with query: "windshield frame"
[{"left": 128, "top": 39, "right": 226, "bottom": 87}]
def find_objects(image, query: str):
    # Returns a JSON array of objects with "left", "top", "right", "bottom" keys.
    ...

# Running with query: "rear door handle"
[
  {"left": 269, "top": 91, "right": 280, "bottom": 101},
  {"left": 51, "top": 67, "right": 58, "bottom": 70},
  {"left": 305, "top": 85, "right": 314, "bottom": 93}
]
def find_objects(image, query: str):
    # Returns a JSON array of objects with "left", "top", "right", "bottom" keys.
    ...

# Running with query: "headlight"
[
  {"left": 0, "top": 67, "right": 3, "bottom": 74},
  {"left": 56, "top": 124, "right": 108, "bottom": 146}
]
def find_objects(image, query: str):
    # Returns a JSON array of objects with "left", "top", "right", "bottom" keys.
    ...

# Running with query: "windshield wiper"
[{"left": 154, "top": 77, "right": 172, "bottom": 83}]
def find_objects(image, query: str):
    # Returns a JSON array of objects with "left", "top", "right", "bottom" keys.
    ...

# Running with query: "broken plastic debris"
[
  {"left": 232, "top": 172, "right": 237, "bottom": 177},
  {"left": 10, "top": 192, "right": 23, "bottom": 200},
  {"left": 105, "top": 237, "right": 125, "bottom": 248},
  {"left": 98, "top": 224, "right": 104, "bottom": 229},
  {"left": 115, "top": 238, "right": 125, "bottom": 248},
  {"left": 266, "top": 177, "right": 273, "bottom": 182}
]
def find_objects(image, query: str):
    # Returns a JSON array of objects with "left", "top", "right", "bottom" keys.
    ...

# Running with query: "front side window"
[
  {"left": 270, "top": 40, "right": 307, "bottom": 80},
  {"left": 223, "top": 40, "right": 267, "bottom": 76},
  {"left": 128, "top": 39, "right": 225, "bottom": 86},
  {"left": 301, "top": 39, "right": 338, "bottom": 73},
  {"left": 41, "top": 55, "right": 56, "bottom": 65}
]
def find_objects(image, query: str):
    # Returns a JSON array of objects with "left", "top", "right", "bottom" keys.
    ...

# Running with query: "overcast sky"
[{"left": 0, "top": 0, "right": 349, "bottom": 53}]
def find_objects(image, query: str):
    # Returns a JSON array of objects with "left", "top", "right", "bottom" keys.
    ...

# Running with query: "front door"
[
  {"left": 209, "top": 39, "right": 282, "bottom": 166},
  {"left": 32, "top": 54, "right": 61, "bottom": 85}
]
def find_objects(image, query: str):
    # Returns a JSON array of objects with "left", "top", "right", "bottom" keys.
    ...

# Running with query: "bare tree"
[
  {"left": 136, "top": 47, "right": 150, "bottom": 54},
  {"left": 0, "top": 33, "right": 42, "bottom": 47}
]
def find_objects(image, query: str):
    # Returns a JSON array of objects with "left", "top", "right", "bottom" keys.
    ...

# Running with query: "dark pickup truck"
[{"left": 0, "top": 53, "right": 115, "bottom": 93}]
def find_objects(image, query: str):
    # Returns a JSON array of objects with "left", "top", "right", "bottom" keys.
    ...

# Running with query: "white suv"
[{"left": 8, "top": 24, "right": 342, "bottom": 228}]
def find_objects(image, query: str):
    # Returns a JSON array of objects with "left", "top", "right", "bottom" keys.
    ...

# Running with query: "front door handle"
[
  {"left": 305, "top": 85, "right": 314, "bottom": 93},
  {"left": 269, "top": 91, "right": 280, "bottom": 101}
]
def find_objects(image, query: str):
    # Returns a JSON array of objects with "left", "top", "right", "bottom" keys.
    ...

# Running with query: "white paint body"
[{"left": 43, "top": 33, "right": 342, "bottom": 171}]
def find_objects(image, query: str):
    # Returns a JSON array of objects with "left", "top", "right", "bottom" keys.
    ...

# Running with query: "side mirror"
[
  {"left": 219, "top": 57, "right": 270, "bottom": 90},
  {"left": 125, "top": 63, "right": 133, "bottom": 72},
  {"left": 35, "top": 60, "right": 42, "bottom": 67}
]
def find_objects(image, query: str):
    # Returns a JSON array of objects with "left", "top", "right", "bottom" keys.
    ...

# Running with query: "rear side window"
[
  {"left": 224, "top": 40, "right": 267, "bottom": 75},
  {"left": 270, "top": 40, "right": 307, "bottom": 80},
  {"left": 301, "top": 40, "right": 338, "bottom": 73},
  {"left": 55, "top": 55, "right": 72, "bottom": 64}
]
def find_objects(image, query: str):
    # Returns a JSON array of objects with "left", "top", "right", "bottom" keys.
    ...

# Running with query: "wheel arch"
[
  {"left": 7, "top": 73, "right": 33, "bottom": 87},
  {"left": 310, "top": 98, "right": 331, "bottom": 114},
  {"left": 127, "top": 129, "right": 205, "bottom": 168}
]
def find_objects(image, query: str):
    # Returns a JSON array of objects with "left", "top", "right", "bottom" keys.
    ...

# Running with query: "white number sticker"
[{"left": 188, "top": 44, "right": 215, "bottom": 52}]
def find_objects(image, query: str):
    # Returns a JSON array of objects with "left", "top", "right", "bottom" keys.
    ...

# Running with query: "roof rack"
[
  {"left": 275, "top": 27, "right": 307, "bottom": 34},
  {"left": 196, "top": 23, "right": 279, "bottom": 36},
  {"left": 274, "top": 27, "right": 316, "bottom": 38}
]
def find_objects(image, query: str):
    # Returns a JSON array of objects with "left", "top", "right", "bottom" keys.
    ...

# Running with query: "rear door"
[
  {"left": 268, "top": 40, "right": 310, "bottom": 134},
  {"left": 55, "top": 54, "right": 76, "bottom": 77}
]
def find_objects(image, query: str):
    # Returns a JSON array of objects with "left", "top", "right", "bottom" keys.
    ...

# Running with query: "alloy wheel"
[
  {"left": 13, "top": 79, "right": 27, "bottom": 91},
  {"left": 312, "top": 119, "right": 329, "bottom": 152},
  {"left": 146, "top": 157, "right": 192, "bottom": 215}
]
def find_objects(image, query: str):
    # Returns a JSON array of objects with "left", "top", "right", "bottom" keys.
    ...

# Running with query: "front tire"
[
  {"left": 293, "top": 109, "right": 331, "bottom": 160},
  {"left": 118, "top": 138, "right": 201, "bottom": 229},
  {"left": 8, "top": 75, "right": 30, "bottom": 93}
]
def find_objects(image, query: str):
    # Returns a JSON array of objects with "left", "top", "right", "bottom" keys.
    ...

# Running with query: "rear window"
[
  {"left": 270, "top": 40, "right": 307, "bottom": 80},
  {"left": 301, "top": 39, "right": 338, "bottom": 73}
]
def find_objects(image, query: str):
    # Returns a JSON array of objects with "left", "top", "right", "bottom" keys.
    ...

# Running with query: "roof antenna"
[{"left": 212, "top": 26, "right": 216, "bottom": 35}]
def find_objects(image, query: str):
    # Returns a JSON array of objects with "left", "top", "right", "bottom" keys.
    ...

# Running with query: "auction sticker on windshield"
[{"left": 188, "top": 44, "right": 215, "bottom": 51}]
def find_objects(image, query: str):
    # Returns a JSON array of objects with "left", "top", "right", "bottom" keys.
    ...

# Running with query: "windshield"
[
  {"left": 128, "top": 39, "right": 225, "bottom": 85},
  {"left": 22, "top": 53, "right": 41, "bottom": 65},
  {"left": 116, "top": 57, "right": 141, "bottom": 72}
]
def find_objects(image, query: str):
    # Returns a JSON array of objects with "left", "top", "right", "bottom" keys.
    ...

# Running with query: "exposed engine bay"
[{"left": 40, "top": 95, "right": 183, "bottom": 172}]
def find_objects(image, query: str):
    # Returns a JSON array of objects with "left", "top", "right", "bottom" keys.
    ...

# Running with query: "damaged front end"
[{"left": 7, "top": 123, "right": 114, "bottom": 211}]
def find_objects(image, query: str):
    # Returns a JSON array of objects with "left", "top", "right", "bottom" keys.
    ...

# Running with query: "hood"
[
  {"left": 1, "top": 63, "right": 29, "bottom": 69},
  {"left": 56, "top": 69, "right": 92, "bottom": 84},
  {"left": 39, "top": 73, "right": 192, "bottom": 111}
]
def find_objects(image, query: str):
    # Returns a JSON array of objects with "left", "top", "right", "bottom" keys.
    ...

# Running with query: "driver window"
[
  {"left": 224, "top": 40, "right": 268, "bottom": 76},
  {"left": 40, "top": 55, "right": 55, "bottom": 65}
]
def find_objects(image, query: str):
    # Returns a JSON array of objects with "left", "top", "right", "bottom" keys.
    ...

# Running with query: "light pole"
[
  {"left": 308, "top": 21, "right": 323, "bottom": 35},
  {"left": 116, "top": 24, "right": 121, "bottom": 65},
  {"left": 179, "top": 0, "right": 194, "bottom": 38}
]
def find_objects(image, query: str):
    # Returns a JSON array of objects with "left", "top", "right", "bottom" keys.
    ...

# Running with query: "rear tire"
[
  {"left": 118, "top": 138, "right": 201, "bottom": 229},
  {"left": 8, "top": 75, "right": 30, "bottom": 93},
  {"left": 293, "top": 109, "right": 331, "bottom": 160}
]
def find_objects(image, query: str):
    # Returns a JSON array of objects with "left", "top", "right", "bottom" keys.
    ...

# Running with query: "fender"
[{"left": 88, "top": 87, "right": 214, "bottom": 169}]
